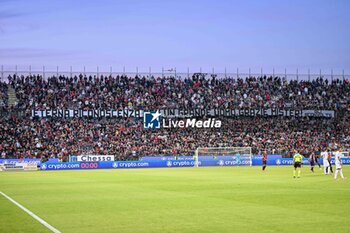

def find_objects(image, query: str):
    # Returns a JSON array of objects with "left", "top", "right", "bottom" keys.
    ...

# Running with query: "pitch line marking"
[{"left": 0, "top": 191, "right": 61, "bottom": 233}]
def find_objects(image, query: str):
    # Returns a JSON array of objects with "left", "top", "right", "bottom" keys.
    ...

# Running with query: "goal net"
[{"left": 194, "top": 147, "right": 252, "bottom": 167}]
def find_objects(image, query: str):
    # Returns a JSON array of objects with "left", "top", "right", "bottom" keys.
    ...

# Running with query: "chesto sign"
[{"left": 77, "top": 155, "right": 114, "bottom": 162}]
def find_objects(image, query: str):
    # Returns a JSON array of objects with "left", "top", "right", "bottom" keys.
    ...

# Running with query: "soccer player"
[
  {"left": 262, "top": 150, "right": 267, "bottom": 171},
  {"left": 293, "top": 150, "right": 303, "bottom": 178},
  {"left": 235, "top": 153, "right": 241, "bottom": 165},
  {"left": 315, "top": 153, "right": 321, "bottom": 169},
  {"left": 321, "top": 149, "right": 330, "bottom": 175},
  {"left": 309, "top": 152, "right": 316, "bottom": 172},
  {"left": 327, "top": 149, "right": 333, "bottom": 173},
  {"left": 334, "top": 149, "right": 345, "bottom": 180}
]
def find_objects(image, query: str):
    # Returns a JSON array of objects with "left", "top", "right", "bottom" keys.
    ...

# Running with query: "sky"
[{"left": 0, "top": 0, "right": 349, "bottom": 75}]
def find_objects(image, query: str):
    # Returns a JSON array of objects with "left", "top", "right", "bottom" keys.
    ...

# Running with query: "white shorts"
[
  {"left": 335, "top": 164, "right": 342, "bottom": 169},
  {"left": 323, "top": 160, "right": 329, "bottom": 167}
]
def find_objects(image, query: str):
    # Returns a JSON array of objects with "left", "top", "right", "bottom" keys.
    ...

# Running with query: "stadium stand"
[
  {"left": 0, "top": 81, "right": 8, "bottom": 109},
  {"left": 0, "top": 74, "right": 349, "bottom": 161},
  {"left": 7, "top": 74, "right": 349, "bottom": 110}
]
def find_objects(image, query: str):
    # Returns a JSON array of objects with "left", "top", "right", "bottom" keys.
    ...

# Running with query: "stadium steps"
[{"left": 7, "top": 84, "right": 18, "bottom": 106}]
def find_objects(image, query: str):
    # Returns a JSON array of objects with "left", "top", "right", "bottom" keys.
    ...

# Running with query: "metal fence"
[{"left": 0, "top": 65, "right": 348, "bottom": 82}]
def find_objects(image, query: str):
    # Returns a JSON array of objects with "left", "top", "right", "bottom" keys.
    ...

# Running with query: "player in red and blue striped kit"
[
  {"left": 262, "top": 150, "right": 267, "bottom": 171},
  {"left": 309, "top": 152, "right": 316, "bottom": 172}
]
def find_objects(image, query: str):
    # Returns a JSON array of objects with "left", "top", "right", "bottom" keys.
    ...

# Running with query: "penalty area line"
[{"left": 0, "top": 191, "right": 61, "bottom": 233}]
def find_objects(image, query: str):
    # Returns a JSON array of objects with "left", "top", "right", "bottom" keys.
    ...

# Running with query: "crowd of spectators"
[
  {"left": 0, "top": 74, "right": 349, "bottom": 160},
  {"left": 8, "top": 73, "right": 350, "bottom": 111},
  {"left": 1, "top": 116, "right": 349, "bottom": 160}
]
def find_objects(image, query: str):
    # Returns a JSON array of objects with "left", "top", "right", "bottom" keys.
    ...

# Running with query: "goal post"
[{"left": 194, "top": 147, "right": 252, "bottom": 167}]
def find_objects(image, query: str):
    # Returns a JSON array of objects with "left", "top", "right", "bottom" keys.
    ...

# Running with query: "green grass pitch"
[{"left": 0, "top": 166, "right": 349, "bottom": 233}]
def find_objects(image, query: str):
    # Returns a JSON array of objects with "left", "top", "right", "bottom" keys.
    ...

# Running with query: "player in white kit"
[
  {"left": 334, "top": 150, "right": 345, "bottom": 180},
  {"left": 321, "top": 149, "right": 329, "bottom": 175}
]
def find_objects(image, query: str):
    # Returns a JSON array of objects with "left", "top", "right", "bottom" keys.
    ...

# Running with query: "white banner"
[
  {"left": 32, "top": 108, "right": 335, "bottom": 118},
  {"left": 77, "top": 155, "right": 115, "bottom": 162}
]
